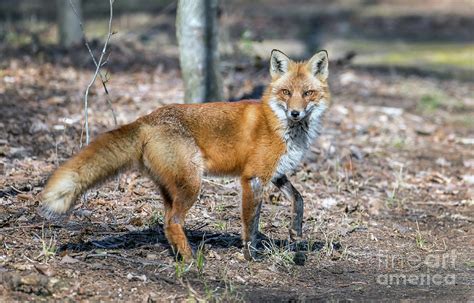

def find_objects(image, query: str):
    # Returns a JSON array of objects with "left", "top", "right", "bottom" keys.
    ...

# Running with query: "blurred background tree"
[
  {"left": 56, "top": 0, "right": 82, "bottom": 47},
  {"left": 176, "top": 0, "right": 223, "bottom": 103}
]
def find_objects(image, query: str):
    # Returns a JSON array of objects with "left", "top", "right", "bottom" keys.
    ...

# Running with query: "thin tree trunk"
[
  {"left": 176, "top": 0, "right": 223, "bottom": 103},
  {"left": 57, "top": 0, "right": 82, "bottom": 47}
]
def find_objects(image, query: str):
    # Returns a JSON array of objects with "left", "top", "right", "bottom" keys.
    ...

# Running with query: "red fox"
[{"left": 41, "top": 49, "right": 330, "bottom": 261}]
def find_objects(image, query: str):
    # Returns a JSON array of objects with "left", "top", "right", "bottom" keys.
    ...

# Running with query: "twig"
[
  {"left": 0, "top": 224, "right": 61, "bottom": 232},
  {"left": 9, "top": 186, "right": 26, "bottom": 194},
  {"left": 412, "top": 201, "right": 462, "bottom": 206},
  {"left": 68, "top": 0, "right": 116, "bottom": 146},
  {"left": 188, "top": 221, "right": 208, "bottom": 231},
  {"left": 85, "top": 252, "right": 168, "bottom": 268},
  {"left": 202, "top": 178, "right": 232, "bottom": 188}
]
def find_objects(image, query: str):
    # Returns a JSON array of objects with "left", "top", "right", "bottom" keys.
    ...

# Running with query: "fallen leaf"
[
  {"left": 126, "top": 273, "right": 147, "bottom": 282},
  {"left": 34, "top": 264, "right": 55, "bottom": 277},
  {"left": 60, "top": 255, "right": 79, "bottom": 264},
  {"left": 321, "top": 197, "right": 337, "bottom": 209}
]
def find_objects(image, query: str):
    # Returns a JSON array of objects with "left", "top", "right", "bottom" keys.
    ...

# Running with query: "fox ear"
[
  {"left": 308, "top": 50, "right": 329, "bottom": 80},
  {"left": 270, "top": 49, "right": 290, "bottom": 77}
]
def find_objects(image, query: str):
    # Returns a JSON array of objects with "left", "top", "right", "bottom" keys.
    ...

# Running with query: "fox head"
[{"left": 266, "top": 49, "right": 330, "bottom": 123}]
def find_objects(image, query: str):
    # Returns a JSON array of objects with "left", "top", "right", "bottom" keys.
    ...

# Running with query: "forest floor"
[{"left": 1, "top": 0, "right": 473, "bottom": 302}]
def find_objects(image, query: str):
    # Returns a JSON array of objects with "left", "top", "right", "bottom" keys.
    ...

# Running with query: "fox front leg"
[
  {"left": 241, "top": 177, "right": 263, "bottom": 261},
  {"left": 272, "top": 175, "right": 304, "bottom": 240}
]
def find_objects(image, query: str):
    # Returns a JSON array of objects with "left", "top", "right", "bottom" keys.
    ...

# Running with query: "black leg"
[{"left": 272, "top": 175, "right": 304, "bottom": 240}]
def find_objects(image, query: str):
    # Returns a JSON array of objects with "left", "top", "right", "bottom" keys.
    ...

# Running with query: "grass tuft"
[{"left": 33, "top": 226, "right": 57, "bottom": 262}]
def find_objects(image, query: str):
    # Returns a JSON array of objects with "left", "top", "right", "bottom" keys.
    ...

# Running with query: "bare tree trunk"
[
  {"left": 57, "top": 0, "right": 82, "bottom": 47},
  {"left": 176, "top": 0, "right": 223, "bottom": 103}
]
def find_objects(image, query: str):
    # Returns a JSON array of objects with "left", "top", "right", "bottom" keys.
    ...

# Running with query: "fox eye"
[
  {"left": 303, "top": 90, "right": 315, "bottom": 97},
  {"left": 281, "top": 89, "right": 291, "bottom": 96}
]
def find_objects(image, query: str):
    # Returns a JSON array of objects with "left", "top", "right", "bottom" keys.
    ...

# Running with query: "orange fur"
[{"left": 41, "top": 50, "right": 330, "bottom": 260}]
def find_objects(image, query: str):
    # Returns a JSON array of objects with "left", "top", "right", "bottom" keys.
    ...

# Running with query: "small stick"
[
  {"left": 202, "top": 178, "right": 232, "bottom": 188},
  {"left": 0, "top": 224, "right": 61, "bottom": 232},
  {"left": 68, "top": 0, "right": 116, "bottom": 146}
]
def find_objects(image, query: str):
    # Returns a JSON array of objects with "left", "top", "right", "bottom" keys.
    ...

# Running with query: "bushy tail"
[{"left": 40, "top": 122, "right": 142, "bottom": 217}]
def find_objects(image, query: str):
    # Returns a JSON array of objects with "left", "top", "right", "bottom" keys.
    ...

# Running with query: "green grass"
[
  {"left": 418, "top": 94, "right": 443, "bottom": 112},
  {"left": 392, "top": 137, "right": 406, "bottom": 149},
  {"left": 147, "top": 210, "right": 163, "bottom": 227},
  {"left": 377, "top": 45, "right": 474, "bottom": 70},
  {"left": 261, "top": 240, "right": 295, "bottom": 271},
  {"left": 416, "top": 93, "right": 467, "bottom": 113},
  {"left": 214, "top": 221, "right": 227, "bottom": 231},
  {"left": 34, "top": 227, "right": 57, "bottom": 262},
  {"left": 386, "top": 165, "right": 405, "bottom": 208},
  {"left": 415, "top": 221, "right": 427, "bottom": 250},
  {"left": 196, "top": 244, "right": 206, "bottom": 275},
  {"left": 174, "top": 258, "right": 192, "bottom": 279},
  {"left": 330, "top": 39, "right": 474, "bottom": 77}
]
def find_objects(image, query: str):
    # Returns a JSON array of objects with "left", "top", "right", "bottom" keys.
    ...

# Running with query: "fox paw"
[{"left": 242, "top": 242, "right": 264, "bottom": 261}]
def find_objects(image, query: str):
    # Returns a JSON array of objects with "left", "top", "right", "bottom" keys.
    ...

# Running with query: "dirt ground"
[{"left": 1, "top": 0, "right": 473, "bottom": 302}]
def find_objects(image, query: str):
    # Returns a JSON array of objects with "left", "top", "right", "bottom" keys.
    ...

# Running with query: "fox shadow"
[{"left": 58, "top": 223, "right": 326, "bottom": 254}]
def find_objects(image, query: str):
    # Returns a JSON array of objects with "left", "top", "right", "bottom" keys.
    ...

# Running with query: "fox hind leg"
[
  {"left": 163, "top": 178, "right": 201, "bottom": 260},
  {"left": 143, "top": 139, "right": 202, "bottom": 260},
  {"left": 155, "top": 182, "right": 198, "bottom": 260}
]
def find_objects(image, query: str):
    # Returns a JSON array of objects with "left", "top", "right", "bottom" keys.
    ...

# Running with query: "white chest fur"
[{"left": 272, "top": 102, "right": 327, "bottom": 177}]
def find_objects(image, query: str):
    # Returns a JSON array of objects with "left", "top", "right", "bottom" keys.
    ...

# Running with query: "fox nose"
[{"left": 290, "top": 110, "right": 300, "bottom": 118}]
